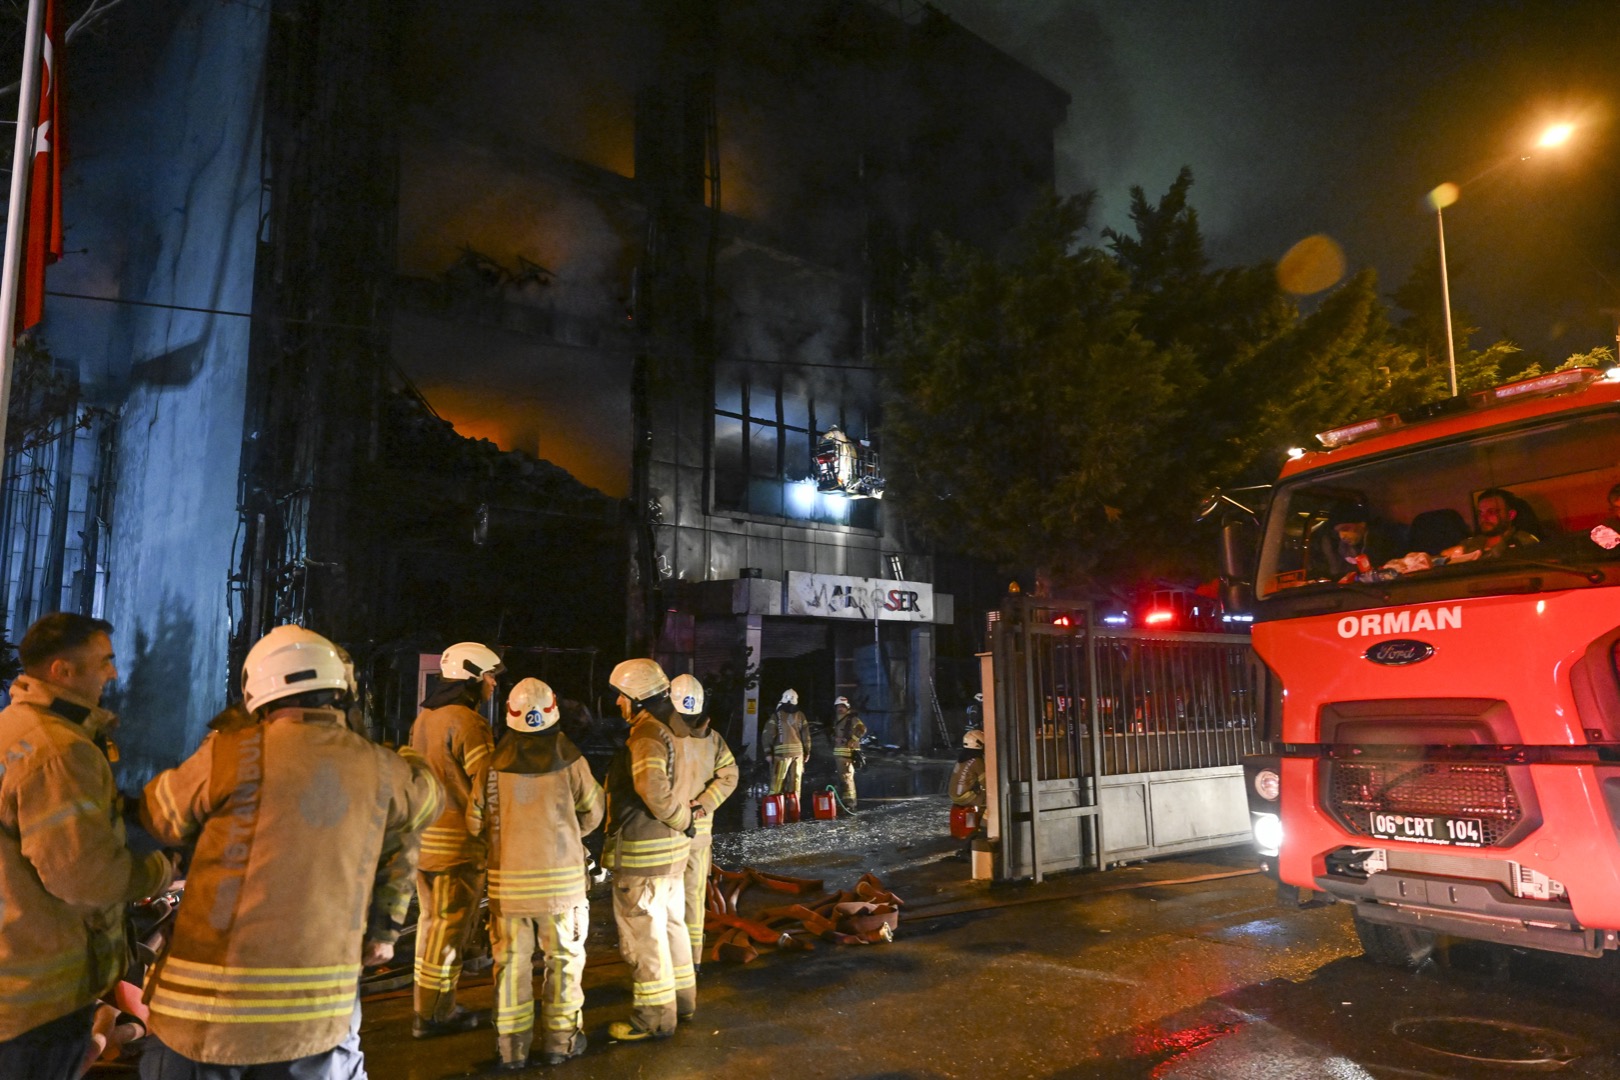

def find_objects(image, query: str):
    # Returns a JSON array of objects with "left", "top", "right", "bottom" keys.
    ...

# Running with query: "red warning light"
[
  {"left": 1052, "top": 614, "right": 1074, "bottom": 627},
  {"left": 1143, "top": 610, "right": 1174, "bottom": 626}
]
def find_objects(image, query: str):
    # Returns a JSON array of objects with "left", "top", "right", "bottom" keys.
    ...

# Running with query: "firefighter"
[
  {"left": 0, "top": 613, "right": 174, "bottom": 1080},
  {"left": 951, "top": 729, "right": 987, "bottom": 809},
  {"left": 138, "top": 625, "right": 442, "bottom": 1078},
  {"left": 763, "top": 689, "right": 811, "bottom": 801},
  {"left": 409, "top": 641, "right": 503, "bottom": 1038},
  {"left": 602, "top": 659, "right": 706, "bottom": 1042},
  {"left": 468, "top": 678, "right": 603, "bottom": 1070},
  {"left": 671, "top": 674, "right": 739, "bottom": 966},
  {"left": 831, "top": 696, "right": 867, "bottom": 810}
]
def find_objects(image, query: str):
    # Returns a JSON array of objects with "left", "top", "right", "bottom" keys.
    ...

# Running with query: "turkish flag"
[{"left": 18, "top": 0, "right": 63, "bottom": 336}]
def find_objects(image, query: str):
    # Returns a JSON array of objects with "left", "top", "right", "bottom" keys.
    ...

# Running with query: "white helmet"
[
  {"left": 505, "top": 678, "right": 559, "bottom": 732},
  {"left": 779, "top": 689, "right": 798, "bottom": 706},
  {"left": 963, "top": 729, "right": 985, "bottom": 750},
  {"left": 671, "top": 674, "right": 704, "bottom": 716},
  {"left": 609, "top": 658, "right": 670, "bottom": 704},
  {"left": 242, "top": 625, "right": 350, "bottom": 713},
  {"left": 833, "top": 696, "right": 851, "bottom": 709},
  {"left": 440, "top": 642, "right": 503, "bottom": 681}
]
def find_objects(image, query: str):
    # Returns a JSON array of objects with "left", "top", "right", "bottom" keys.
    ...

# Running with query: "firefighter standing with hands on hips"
[
  {"left": 0, "top": 613, "right": 174, "bottom": 1080},
  {"left": 831, "top": 696, "right": 867, "bottom": 811},
  {"left": 670, "top": 674, "right": 739, "bottom": 967},
  {"left": 138, "top": 625, "right": 442, "bottom": 1078},
  {"left": 409, "top": 642, "right": 502, "bottom": 1038},
  {"left": 763, "top": 689, "right": 811, "bottom": 802},
  {"left": 467, "top": 678, "right": 602, "bottom": 1070},
  {"left": 602, "top": 659, "right": 708, "bottom": 1042}
]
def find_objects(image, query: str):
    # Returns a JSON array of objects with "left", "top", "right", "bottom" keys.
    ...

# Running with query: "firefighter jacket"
[
  {"left": 410, "top": 700, "right": 494, "bottom": 871},
  {"left": 141, "top": 707, "right": 442, "bottom": 1066},
  {"left": 603, "top": 708, "right": 706, "bottom": 878},
  {"left": 950, "top": 751, "right": 986, "bottom": 807},
  {"left": 0, "top": 676, "right": 173, "bottom": 1041},
  {"left": 687, "top": 717, "right": 739, "bottom": 845},
  {"left": 764, "top": 707, "right": 811, "bottom": 758},
  {"left": 832, "top": 711, "right": 867, "bottom": 760},
  {"left": 467, "top": 728, "right": 603, "bottom": 917}
]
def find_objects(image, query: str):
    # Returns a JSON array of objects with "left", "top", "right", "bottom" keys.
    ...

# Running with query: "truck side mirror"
[{"left": 1219, "top": 515, "right": 1258, "bottom": 613}]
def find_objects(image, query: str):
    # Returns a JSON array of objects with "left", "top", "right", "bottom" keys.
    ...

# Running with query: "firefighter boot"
[
  {"left": 413, "top": 1007, "right": 488, "bottom": 1039},
  {"left": 541, "top": 1032, "right": 588, "bottom": 1066},
  {"left": 496, "top": 1033, "right": 531, "bottom": 1071}
]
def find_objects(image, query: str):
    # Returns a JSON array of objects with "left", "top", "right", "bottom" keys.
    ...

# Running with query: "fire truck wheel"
[{"left": 1353, "top": 912, "right": 1436, "bottom": 969}]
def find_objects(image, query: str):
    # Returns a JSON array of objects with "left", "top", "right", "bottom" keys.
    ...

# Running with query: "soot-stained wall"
[{"left": 42, "top": 0, "right": 268, "bottom": 782}]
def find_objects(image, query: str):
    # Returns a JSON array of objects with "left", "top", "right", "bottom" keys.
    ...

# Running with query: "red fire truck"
[{"left": 1217, "top": 366, "right": 1620, "bottom": 966}]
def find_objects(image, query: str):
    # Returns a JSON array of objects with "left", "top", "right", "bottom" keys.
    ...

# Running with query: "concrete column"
[
  {"left": 909, "top": 624, "right": 934, "bottom": 753},
  {"left": 740, "top": 613, "right": 763, "bottom": 761}
]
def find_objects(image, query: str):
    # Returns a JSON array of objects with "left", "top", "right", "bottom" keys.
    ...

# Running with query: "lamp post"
[{"left": 1426, "top": 122, "right": 1577, "bottom": 398}]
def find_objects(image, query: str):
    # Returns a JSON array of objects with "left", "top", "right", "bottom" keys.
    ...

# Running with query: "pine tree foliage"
[{"left": 880, "top": 170, "right": 1578, "bottom": 587}]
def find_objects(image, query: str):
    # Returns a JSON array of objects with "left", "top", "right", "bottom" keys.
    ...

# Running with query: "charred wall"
[{"left": 39, "top": 0, "right": 269, "bottom": 780}]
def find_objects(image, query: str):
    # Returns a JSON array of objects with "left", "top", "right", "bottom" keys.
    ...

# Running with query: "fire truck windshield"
[{"left": 1255, "top": 406, "right": 1620, "bottom": 610}]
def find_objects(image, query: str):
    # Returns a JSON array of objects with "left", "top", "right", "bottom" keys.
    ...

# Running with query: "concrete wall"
[{"left": 42, "top": 0, "right": 268, "bottom": 781}]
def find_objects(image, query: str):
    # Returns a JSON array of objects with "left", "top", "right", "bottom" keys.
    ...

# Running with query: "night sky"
[{"left": 932, "top": 0, "right": 1620, "bottom": 361}]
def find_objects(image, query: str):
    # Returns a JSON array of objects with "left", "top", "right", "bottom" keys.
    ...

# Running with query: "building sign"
[{"left": 785, "top": 571, "right": 934, "bottom": 622}]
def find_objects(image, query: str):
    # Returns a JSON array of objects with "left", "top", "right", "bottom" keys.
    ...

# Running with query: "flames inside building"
[{"left": 6, "top": 0, "right": 1065, "bottom": 776}]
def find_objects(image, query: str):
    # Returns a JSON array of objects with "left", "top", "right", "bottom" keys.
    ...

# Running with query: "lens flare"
[{"left": 1277, "top": 234, "right": 1345, "bottom": 296}]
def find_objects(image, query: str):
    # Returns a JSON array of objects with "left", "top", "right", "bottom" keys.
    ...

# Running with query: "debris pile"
[{"left": 704, "top": 865, "right": 903, "bottom": 965}]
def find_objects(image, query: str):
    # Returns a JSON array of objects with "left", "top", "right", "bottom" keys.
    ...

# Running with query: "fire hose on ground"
[{"left": 703, "top": 865, "right": 902, "bottom": 964}]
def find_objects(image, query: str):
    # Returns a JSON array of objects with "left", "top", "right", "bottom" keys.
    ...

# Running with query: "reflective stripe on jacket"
[
  {"left": 950, "top": 754, "right": 986, "bottom": 807},
  {"left": 832, "top": 713, "right": 867, "bottom": 759},
  {"left": 604, "top": 709, "right": 705, "bottom": 878},
  {"left": 468, "top": 729, "right": 603, "bottom": 916},
  {"left": 766, "top": 709, "right": 811, "bottom": 756},
  {"left": 141, "top": 708, "right": 441, "bottom": 1065},
  {"left": 689, "top": 724, "right": 738, "bottom": 842},
  {"left": 0, "top": 676, "right": 173, "bottom": 1041},
  {"left": 409, "top": 702, "right": 493, "bottom": 870}
]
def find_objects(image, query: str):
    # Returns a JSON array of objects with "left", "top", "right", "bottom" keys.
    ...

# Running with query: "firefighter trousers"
[
  {"left": 0, "top": 1002, "right": 95, "bottom": 1080},
  {"left": 138, "top": 1003, "right": 365, "bottom": 1079},
  {"left": 489, "top": 904, "right": 588, "bottom": 1062},
  {"left": 836, "top": 757, "right": 858, "bottom": 808},
  {"left": 413, "top": 865, "right": 486, "bottom": 1022},
  {"left": 770, "top": 753, "right": 804, "bottom": 800},
  {"left": 611, "top": 874, "right": 695, "bottom": 1034},
  {"left": 682, "top": 838, "right": 713, "bottom": 961}
]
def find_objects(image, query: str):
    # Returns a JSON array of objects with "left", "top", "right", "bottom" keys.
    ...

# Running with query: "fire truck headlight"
[
  {"left": 1253, "top": 768, "right": 1281, "bottom": 802},
  {"left": 1253, "top": 812, "right": 1283, "bottom": 856}
]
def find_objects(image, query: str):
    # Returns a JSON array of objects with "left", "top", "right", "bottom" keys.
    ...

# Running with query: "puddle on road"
[{"left": 1393, "top": 1016, "right": 1586, "bottom": 1069}]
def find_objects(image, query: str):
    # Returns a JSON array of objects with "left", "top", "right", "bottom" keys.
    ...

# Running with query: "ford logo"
[{"left": 1364, "top": 639, "right": 1435, "bottom": 666}]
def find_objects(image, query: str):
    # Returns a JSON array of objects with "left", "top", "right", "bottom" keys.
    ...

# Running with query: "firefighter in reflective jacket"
[
  {"left": 467, "top": 678, "right": 603, "bottom": 1070},
  {"left": 139, "top": 626, "right": 442, "bottom": 1077},
  {"left": 763, "top": 689, "right": 811, "bottom": 800},
  {"left": 670, "top": 674, "right": 739, "bottom": 964},
  {"left": 951, "top": 729, "right": 987, "bottom": 808},
  {"left": 0, "top": 614, "right": 174, "bottom": 1080},
  {"left": 832, "top": 696, "right": 867, "bottom": 810},
  {"left": 408, "top": 641, "right": 502, "bottom": 1038},
  {"left": 602, "top": 659, "right": 708, "bottom": 1042}
]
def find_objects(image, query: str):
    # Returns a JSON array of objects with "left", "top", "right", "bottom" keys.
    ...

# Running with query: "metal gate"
[{"left": 988, "top": 597, "right": 1269, "bottom": 882}]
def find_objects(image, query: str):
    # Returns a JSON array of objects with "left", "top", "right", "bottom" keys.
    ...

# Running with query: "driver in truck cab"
[{"left": 1441, "top": 487, "right": 1540, "bottom": 562}]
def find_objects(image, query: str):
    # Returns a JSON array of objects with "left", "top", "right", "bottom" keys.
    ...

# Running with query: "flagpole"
[{"left": 0, "top": 0, "right": 47, "bottom": 476}]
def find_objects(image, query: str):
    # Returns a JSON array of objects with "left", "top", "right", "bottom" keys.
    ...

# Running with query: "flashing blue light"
[{"left": 1101, "top": 614, "right": 1129, "bottom": 626}]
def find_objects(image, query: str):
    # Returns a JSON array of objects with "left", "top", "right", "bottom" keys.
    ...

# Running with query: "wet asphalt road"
[{"left": 358, "top": 759, "right": 1620, "bottom": 1079}]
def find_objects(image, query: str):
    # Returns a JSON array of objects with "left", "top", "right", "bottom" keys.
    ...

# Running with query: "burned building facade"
[{"left": 11, "top": 0, "right": 1064, "bottom": 776}]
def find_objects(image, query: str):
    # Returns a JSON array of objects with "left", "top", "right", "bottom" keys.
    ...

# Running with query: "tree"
[
  {"left": 880, "top": 193, "right": 1178, "bottom": 584},
  {"left": 881, "top": 172, "right": 1547, "bottom": 588}
]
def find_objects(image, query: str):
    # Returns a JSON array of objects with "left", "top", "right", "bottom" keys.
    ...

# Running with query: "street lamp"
[{"left": 1427, "top": 122, "right": 1577, "bottom": 398}]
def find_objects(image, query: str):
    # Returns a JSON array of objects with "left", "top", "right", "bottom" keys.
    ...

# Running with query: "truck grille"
[{"left": 1328, "top": 761, "right": 1523, "bottom": 846}]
